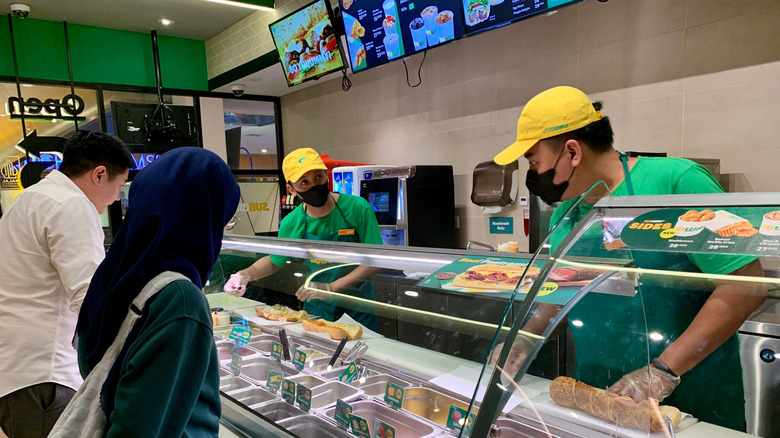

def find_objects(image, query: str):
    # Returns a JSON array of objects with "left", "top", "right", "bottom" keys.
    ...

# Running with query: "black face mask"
[
  {"left": 296, "top": 182, "right": 330, "bottom": 207},
  {"left": 525, "top": 148, "right": 575, "bottom": 205}
]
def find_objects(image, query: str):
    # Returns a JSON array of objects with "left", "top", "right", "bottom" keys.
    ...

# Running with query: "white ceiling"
[{"left": 14, "top": 0, "right": 255, "bottom": 40}]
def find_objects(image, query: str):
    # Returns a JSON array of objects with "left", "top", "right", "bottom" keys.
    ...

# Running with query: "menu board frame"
[
  {"left": 339, "top": 0, "right": 465, "bottom": 74},
  {"left": 269, "top": 0, "right": 347, "bottom": 87},
  {"left": 461, "top": 0, "right": 583, "bottom": 37}
]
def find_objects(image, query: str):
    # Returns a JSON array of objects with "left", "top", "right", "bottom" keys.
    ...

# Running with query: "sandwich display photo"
[{"left": 269, "top": 0, "right": 345, "bottom": 86}]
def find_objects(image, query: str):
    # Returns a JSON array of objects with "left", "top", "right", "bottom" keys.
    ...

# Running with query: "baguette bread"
[
  {"left": 549, "top": 376, "right": 681, "bottom": 432},
  {"left": 301, "top": 318, "right": 363, "bottom": 340},
  {"left": 256, "top": 304, "right": 308, "bottom": 322}
]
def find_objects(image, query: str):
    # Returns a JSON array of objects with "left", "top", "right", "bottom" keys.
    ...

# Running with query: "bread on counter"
[
  {"left": 255, "top": 304, "right": 308, "bottom": 322},
  {"left": 301, "top": 318, "right": 363, "bottom": 340},
  {"left": 549, "top": 376, "right": 681, "bottom": 432}
]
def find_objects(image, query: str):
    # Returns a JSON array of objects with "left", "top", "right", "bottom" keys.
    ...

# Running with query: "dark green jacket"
[{"left": 79, "top": 280, "right": 221, "bottom": 437}]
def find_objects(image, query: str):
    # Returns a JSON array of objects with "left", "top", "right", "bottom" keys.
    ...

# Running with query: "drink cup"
[
  {"left": 383, "top": 33, "right": 400, "bottom": 59},
  {"left": 409, "top": 18, "right": 427, "bottom": 50},
  {"left": 421, "top": 6, "right": 439, "bottom": 35},
  {"left": 435, "top": 10, "right": 455, "bottom": 42}
]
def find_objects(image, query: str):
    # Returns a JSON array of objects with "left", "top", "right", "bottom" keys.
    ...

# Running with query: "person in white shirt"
[{"left": 0, "top": 131, "right": 133, "bottom": 438}]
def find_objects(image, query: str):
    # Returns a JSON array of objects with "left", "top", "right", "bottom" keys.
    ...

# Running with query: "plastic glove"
[
  {"left": 489, "top": 335, "right": 535, "bottom": 376},
  {"left": 608, "top": 365, "right": 681, "bottom": 403},
  {"left": 224, "top": 273, "right": 250, "bottom": 297},
  {"left": 295, "top": 281, "right": 330, "bottom": 302}
]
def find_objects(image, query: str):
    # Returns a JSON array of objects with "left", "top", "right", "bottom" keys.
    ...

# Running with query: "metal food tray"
[
  {"left": 253, "top": 400, "right": 307, "bottom": 422},
  {"left": 234, "top": 356, "right": 299, "bottom": 385},
  {"left": 276, "top": 414, "right": 353, "bottom": 438},
  {"left": 227, "top": 386, "right": 278, "bottom": 407},
  {"left": 401, "top": 386, "right": 477, "bottom": 427},
  {"left": 322, "top": 400, "right": 442, "bottom": 438},
  {"left": 219, "top": 375, "right": 253, "bottom": 393},
  {"left": 353, "top": 374, "right": 413, "bottom": 397},
  {"left": 288, "top": 374, "right": 328, "bottom": 389},
  {"left": 309, "top": 381, "right": 363, "bottom": 410}
]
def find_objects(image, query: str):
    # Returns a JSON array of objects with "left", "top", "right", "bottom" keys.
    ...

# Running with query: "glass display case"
[{"left": 209, "top": 186, "right": 780, "bottom": 438}]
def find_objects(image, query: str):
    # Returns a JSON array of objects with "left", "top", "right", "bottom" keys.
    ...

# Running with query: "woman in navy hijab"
[{"left": 74, "top": 147, "right": 239, "bottom": 436}]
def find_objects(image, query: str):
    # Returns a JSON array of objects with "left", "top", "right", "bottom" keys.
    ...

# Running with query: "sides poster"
[{"left": 417, "top": 256, "right": 606, "bottom": 305}]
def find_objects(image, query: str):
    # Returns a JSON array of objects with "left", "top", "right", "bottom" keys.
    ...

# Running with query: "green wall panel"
[
  {"left": 0, "top": 19, "right": 12, "bottom": 77},
  {"left": 69, "top": 24, "right": 155, "bottom": 88},
  {"left": 13, "top": 18, "right": 69, "bottom": 81},
  {"left": 0, "top": 18, "right": 207, "bottom": 91},
  {"left": 158, "top": 35, "right": 208, "bottom": 92}
]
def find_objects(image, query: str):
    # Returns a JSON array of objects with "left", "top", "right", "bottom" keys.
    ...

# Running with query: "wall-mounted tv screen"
[
  {"left": 340, "top": 0, "right": 464, "bottom": 72},
  {"left": 463, "top": 0, "right": 581, "bottom": 35},
  {"left": 269, "top": 0, "right": 346, "bottom": 87}
]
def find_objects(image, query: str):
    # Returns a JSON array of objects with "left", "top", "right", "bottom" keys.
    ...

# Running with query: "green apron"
[
  {"left": 561, "top": 154, "right": 745, "bottom": 430},
  {"left": 302, "top": 197, "right": 379, "bottom": 332}
]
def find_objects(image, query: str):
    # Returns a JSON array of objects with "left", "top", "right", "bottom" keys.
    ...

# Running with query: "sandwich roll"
[
  {"left": 549, "top": 377, "right": 681, "bottom": 432},
  {"left": 301, "top": 318, "right": 363, "bottom": 340}
]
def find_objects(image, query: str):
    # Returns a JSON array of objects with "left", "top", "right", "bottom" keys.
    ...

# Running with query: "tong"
[
  {"left": 278, "top": 329, "right": 292, "bottom": 361},
  {"left": 344, "top": 341, "right": 369, "bottom": 364},
  {"left": 328, "top": 337, "right": 349, "bottom": 368}
]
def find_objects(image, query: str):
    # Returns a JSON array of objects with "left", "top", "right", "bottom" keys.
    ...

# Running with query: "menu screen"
[
  {"left": 269, "top": 0, "right": 345, "bottom": 87},
  {"left": 340, "top": 0, "right": 464, "bottom": 72},
  {"left": 463, "top": 0, "right": 580, "bottom": 35}
]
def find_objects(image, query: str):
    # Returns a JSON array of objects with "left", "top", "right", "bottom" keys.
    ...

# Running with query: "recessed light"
[
  {"left": 21, "top": 83, "right": 33, "bottom": 87},
  {"left": 159, "top": 18, "right": 174, "bottom": 26},
  {"left": 261, "top": 148, "right": 268, "bottom": 153},
  {"left": 207, "top": 0, "right": 274, "bottom": 11}
]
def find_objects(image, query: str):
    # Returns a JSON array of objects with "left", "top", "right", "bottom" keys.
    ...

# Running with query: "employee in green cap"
[
  {"left": 493, "top": 86, "right": 766, "bottom": 430},
  {"left": 225, "top": 147, "right": 382, "bottom": 330}
]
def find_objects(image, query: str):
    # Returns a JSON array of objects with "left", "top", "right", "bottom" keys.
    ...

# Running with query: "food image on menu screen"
[
  {"left": 269, "top": 0, "right": 345, "bottom": 86},
  {"left": 464, "top": 0, "right": 579, "bottom": 35},
  {"left": 341, "top": 0, "right": 464, "bottom": 72}
]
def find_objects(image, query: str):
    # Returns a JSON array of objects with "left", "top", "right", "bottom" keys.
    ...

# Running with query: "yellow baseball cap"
[
  {"left": 494, "top": 86, "right": 602, "bottom": 165},
  {"left": 282, "top": 147, "right": 327, "bottom": 182}
]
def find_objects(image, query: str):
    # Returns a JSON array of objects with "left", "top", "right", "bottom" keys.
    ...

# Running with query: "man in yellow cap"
[
  {"left": 224, "top": 148, "right": 382, "bottom": 329},
  {"left": 493, "top": 86, "right": 765, "bottom": 430}
]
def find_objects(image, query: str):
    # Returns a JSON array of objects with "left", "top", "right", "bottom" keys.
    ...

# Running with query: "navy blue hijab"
[{"left": 76, "top": 147, "right": 239, "bottom": 410}]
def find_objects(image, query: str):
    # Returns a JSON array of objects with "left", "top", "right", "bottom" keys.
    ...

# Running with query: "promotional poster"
[{"left": 270, "top": 0, "right": 345, "bottom": 86}]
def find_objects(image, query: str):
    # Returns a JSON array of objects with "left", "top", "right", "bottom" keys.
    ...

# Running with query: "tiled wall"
[
  {"left": 206, "top": 0, "right": 311, "bottom": 78},
  {"left": 279, "top": 0, "right": 780, "bottom": 250}
]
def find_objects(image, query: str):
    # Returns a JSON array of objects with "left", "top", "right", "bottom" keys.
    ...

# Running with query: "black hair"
[
  {"left": 544, "top": 101, "right": 614, "bottom": 153},
  {"left": 59, "top": 131, "right": 135, "bottom": 179}
]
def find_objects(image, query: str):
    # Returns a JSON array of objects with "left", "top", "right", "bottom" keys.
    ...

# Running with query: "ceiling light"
[
  {"left": 207, "top": 0, "right": 274, "bottom": 11},
  {"left": 159, "top": 18, "right": 174, "bottom": 26},
  {"left": 21, "top": 83, "right": 33, "bottom": 87},
  {"left": 261, "top": 148, "right": 268, "bottom": 153}
]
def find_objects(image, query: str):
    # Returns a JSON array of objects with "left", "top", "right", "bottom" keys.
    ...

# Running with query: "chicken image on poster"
[{"left": 269, "top": 0, "right": 345, "bottom": 86}]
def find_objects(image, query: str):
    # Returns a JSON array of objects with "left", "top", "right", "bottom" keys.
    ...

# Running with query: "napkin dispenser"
[{"left": 471, "top": 160, "right": 519, "bottom": 214}]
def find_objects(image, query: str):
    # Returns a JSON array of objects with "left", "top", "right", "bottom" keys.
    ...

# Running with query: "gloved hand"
[
  {"left": 295, "top": 282, "right": 330, "bottom": 302},
  {"left": 489, "top": 335, "right": 535, "bottom": 376},
  {"left": 224, "top": 273, "right": 250, "bottom": 297},
  {"left": 608, "top": 365, "right": 681, "bottom": 403}
]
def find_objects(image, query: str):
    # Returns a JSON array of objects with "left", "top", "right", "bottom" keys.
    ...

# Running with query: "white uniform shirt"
[{"left": 0, "top": 170, "right": 105, "bottom": 397}]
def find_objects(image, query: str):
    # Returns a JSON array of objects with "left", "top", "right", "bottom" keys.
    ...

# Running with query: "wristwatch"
[{"left": 651, "top": 358, "right": 678, "bottom": 377}]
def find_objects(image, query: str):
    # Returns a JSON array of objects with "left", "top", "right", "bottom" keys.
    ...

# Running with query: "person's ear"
[
  {"left": 286, "top": 182, "right": 297, "bottom": 196},
  {"left": 564, "top": 139, "right": 583, "bottom": 167},
  {"left": 92, "top": 166, "right": 108, "bottom": 185}
]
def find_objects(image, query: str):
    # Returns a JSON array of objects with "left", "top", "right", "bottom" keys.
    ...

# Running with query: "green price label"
[
  {"left": 281, "top": 379, "right": 296, "bottom": 404},
  {"left": 374, "top": 418, "right": 396, "bottom": 438},
  {"left": 383, "top": 382, "right": 404, "bottom": 409},
  {"left": 271, "top": 341, "right": 283, "bottom": 361},
  {"left": 296, "top": 384, "right": 312, "bottom": 412},
  {"left": 446, "top": 405, "right": 476, "bottom": 434},
  {"left": 338, "top": 361, "right": 358, "bottom": 384},
  {"left": 350, "top": 414, "right": 371, "bottom": 438},
  {"left": 266, "top": 370, "right": 283, "bottom": 392},
  {"left": 334, "top": 398, "right": 352, "bottom": 430},
  {"left": 230, "top": 352, "right": 242, "bottom": 376},
  {"left": 292, "top": 348, "right": 307, "bottom": 371},
  {"left": 229, "top": 326, "right": 251, "bottom": 345}
]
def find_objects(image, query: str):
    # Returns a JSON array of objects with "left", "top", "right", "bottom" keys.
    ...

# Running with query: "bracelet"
[{"left": 651, "top": 358, "right": 678, "bottom": 377}]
